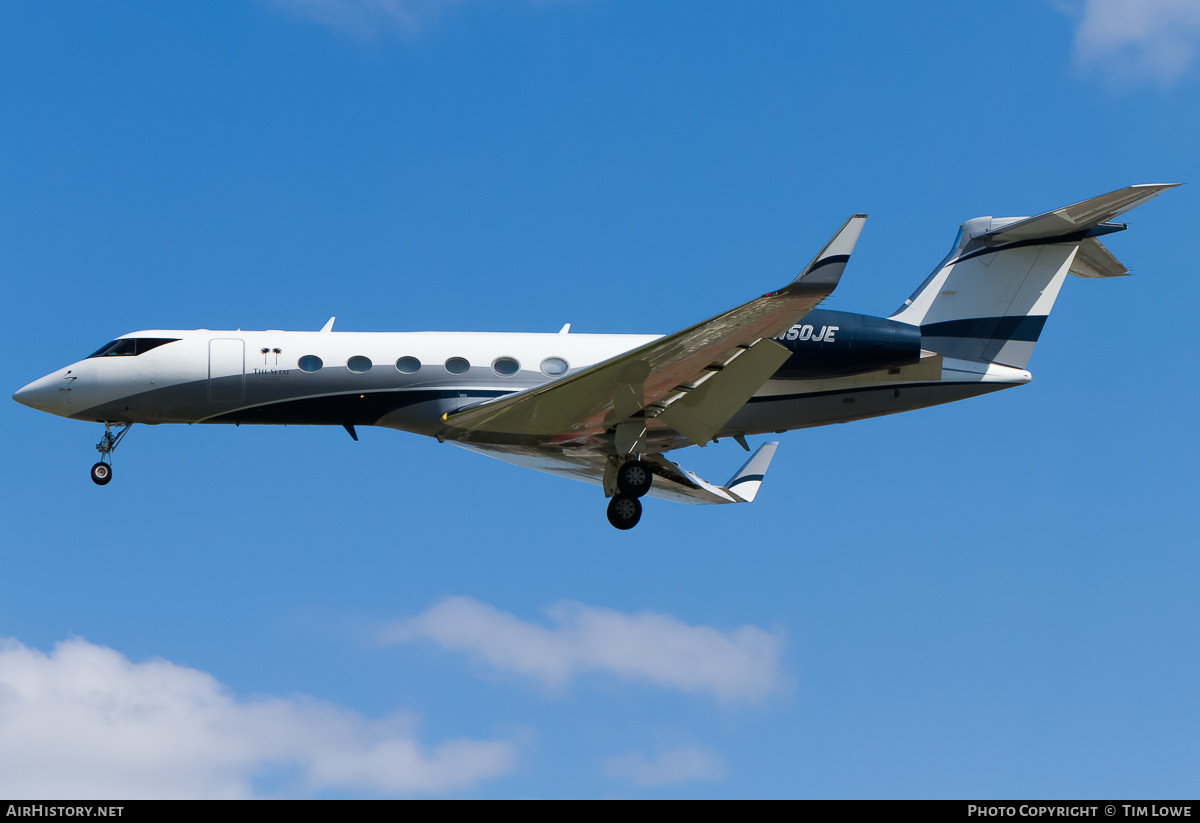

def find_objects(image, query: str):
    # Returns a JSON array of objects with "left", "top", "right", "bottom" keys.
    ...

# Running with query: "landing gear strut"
[
  {"left": 91, "top": 422, "right": 131, "bottom": 486},
  {"left": 606, "top": 458, "right": 653, "bottom": 530}
]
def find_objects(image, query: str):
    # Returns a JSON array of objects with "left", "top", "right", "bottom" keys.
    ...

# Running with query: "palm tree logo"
[
  {"left": 261, "top": 347, "right": 270, "bottom": 365},
  {"left": 272, "top": 347, "right": 282, "bottom": 365}
]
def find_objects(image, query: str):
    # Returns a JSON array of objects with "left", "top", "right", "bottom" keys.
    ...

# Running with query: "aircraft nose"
[{"left": 13, "top": 373, "right": 70, "bottom": 416}]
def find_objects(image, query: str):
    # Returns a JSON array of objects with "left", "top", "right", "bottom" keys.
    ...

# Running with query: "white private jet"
[{"left": 13, "top": 185, "right": 1175, "bottom": 529}]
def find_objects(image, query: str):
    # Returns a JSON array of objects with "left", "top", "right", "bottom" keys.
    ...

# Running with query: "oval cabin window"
[
  {"left": 541, "top": 357, "right": 568, "bottom": 376},
  {"left": 492, "top": 357, "right": 520, "bottom": 376}
]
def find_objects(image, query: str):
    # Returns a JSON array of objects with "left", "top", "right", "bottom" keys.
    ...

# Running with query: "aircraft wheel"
[
  {"left": 606, "top": 494, "right": 642, "bottom": 530},
  {"left": 90, "top": 462, "right": 112, "bottom": 486},
  {"left": 616, "top": 460, "right": 653, "bottom": 498}
]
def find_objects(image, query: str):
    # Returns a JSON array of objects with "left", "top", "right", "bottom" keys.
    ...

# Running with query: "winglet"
[
  {"left": 723, "top": 441, "right": 779, "bottom": 503},
  {"left": 791, "top": 214, "right": 867, "bottom": 288}
]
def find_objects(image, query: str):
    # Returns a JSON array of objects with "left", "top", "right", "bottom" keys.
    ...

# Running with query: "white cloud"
[
  {"left": 379, "top": 597, "right": 786, "bottom": 703},
  {"left": 0, "top": 637, "right": 517, "bottom": 799},
  {"left": 268, "top": 0, "right": 580, "bottom": 39},
  {"left": 604, "top": 744, "right": 727, "bottom": 787},
  {"left": 267, "top": 0, "right": 464, "bottom": 38},
  {"left": 1070, "top": 0, "right": 1200, "bottom": 85}
]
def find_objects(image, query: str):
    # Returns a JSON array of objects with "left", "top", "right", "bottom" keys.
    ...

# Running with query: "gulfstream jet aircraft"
[{"left": 13, "top": 185, "right": 1175, "bottom": 529}]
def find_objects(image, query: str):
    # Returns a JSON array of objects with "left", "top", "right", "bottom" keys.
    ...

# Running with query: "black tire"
[
  {"left": 616, "top": 460, "right": 653, "bottom": 498},
  {"left": 90, "top": 462, "right": 112, "bottom": 486},
  {"left": 606, "top": 494, "right": 642, "bottom": 530}
]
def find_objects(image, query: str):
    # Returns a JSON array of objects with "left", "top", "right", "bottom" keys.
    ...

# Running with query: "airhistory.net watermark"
[{"left": 5, "top": 807, "right": 123, "bottom": 817}]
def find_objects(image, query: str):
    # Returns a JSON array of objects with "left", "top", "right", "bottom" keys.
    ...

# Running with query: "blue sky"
[{"left": 2, "top": 0, "right": 1198, "bottom": 798}]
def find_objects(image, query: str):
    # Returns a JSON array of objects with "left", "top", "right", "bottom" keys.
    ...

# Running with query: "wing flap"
[{"left": 654, "top": 338, "right": 791, "bottom": 446}]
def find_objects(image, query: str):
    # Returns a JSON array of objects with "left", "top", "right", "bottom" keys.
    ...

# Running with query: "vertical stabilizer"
[{"left": 889, "top": 184, "right": 1175, "bottom": 368}]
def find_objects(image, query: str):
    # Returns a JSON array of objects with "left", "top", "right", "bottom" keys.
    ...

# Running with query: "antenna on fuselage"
[
  {"left": 320, "top": 317, "right": 335, "bottom": 332},
  {"left": 558, "top": 323, "right": 570, "bottom": 334}
]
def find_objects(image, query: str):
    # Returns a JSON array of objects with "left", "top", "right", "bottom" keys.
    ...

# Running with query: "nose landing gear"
[{"left": 91, "top": 422, "right": 131, "bottom": 486}]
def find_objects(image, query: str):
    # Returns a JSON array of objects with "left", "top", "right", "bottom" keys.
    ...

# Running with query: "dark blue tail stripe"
[{"left": 921, "top": 315, "right": 1047, "bottom": 343}]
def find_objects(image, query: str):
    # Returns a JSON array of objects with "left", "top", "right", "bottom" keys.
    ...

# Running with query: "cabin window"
[
  {"left": 347, "top": 356, "right": 372, "bottom": 373},
  {"left": 298, "top": 355, "right": 323, "bottom": 372},
  {"left": 541, "top": 357, "right": 569, "bottom": 376},
  {"left": 395, "top": 356, "right": 421, "bottom": 374},
  {"left": 492, "top": 357, "right": 519, "bottom": 376},
  {"left": 445, "top": 357, "right": 470, "bottom": 374}
]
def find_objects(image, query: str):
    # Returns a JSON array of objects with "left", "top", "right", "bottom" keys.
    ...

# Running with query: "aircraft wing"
[
  {"left": 443, "top": 215, "right": 866, "bottom": 448},
  {"left": 454, "top": 440, "right": 780, "bottom": 505}
]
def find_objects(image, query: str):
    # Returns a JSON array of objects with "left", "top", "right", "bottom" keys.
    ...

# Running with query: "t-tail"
[{"left": 890, "top": 184, "right": 1178, "bottom": 369}]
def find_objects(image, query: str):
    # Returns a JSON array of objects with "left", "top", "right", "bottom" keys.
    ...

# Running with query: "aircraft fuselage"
[{"left": 14, "top": 308, "right": 1027, "bottom": 454}]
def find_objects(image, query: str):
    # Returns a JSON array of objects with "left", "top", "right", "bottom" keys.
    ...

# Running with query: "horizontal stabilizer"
[
  {"left": 1069, "top": 237, "right": 1128, "bottom": 278},
  {"left": 976, "top": 184, "right": 1178, "bottom": 245}
]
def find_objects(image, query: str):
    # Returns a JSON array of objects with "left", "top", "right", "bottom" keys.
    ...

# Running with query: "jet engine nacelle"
[{"left": 772, "top": 309, "right": 921, "bottom": 380}]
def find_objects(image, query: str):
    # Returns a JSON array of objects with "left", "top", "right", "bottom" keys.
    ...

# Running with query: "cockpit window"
[
  {"left": 88, "top": 340, "right": 134, "bottom": 357},
  {"left": 87, "top": 338, "right": 180, "bottom": 358}
]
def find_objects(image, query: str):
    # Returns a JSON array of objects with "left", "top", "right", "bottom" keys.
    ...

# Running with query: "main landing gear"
[
  {"left": 606, "top": 459, "right": 653, "bottom": 530},
  {"left": 90, "top": 422, "right": 131, "bottom": 486}
]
